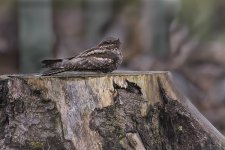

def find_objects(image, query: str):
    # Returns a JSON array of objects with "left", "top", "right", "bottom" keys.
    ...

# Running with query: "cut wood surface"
[{"left": 0, "top": 71, "right": 224, "bottom": 150}]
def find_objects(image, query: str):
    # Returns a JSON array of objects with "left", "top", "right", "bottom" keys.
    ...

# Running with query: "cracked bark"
[{"left": 0, "top": 71, "right": 224, "bottom": 150}]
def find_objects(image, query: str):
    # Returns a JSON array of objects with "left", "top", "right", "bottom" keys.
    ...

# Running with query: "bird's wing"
[
  {"left": 64, "top": 48, "right": 96, "bottom": 60},
  {"left": 66, "top": 48, "right": 119, "bottom": 70},
  {"left": 75, "top": 47, "right": 110, "bottom": 58},
  {"left": 72, "top": 57, "right": 114, "bottom": 70}
]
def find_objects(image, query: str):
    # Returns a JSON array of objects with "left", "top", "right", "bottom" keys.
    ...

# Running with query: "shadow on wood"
[{"left": 0, "top": 71, "right": 224, "bottom": 149}]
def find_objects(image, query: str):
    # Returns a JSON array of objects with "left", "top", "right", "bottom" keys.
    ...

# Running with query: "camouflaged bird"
[{"left": 41, "top": 37, "right": 123, "bottom": 76}]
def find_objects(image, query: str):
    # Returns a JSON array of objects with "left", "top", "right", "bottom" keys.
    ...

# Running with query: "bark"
[{"left": 0, "top": 71, "right": 224, "bottom": 150}]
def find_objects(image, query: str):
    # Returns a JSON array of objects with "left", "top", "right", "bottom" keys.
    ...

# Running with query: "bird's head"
[{"left": 98, "top": 37, "right": 121, "bottom": 50}]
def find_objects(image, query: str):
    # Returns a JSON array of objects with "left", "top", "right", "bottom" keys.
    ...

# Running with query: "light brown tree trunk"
[{"left": 0, "top": 71, "right": 224, "bottom": 150}]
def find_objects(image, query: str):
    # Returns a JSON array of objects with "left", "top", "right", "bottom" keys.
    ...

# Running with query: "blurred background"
[{"left": 1, "top": 0, "right": 225, "bottom": 135}]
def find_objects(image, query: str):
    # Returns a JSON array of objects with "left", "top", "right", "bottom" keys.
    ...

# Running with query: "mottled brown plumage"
[{"left": 41, "top": 37, "right": 123, "bottom": 76}]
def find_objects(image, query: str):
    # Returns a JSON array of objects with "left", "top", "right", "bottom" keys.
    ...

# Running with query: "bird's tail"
[
  {"left": 41, "top": 59, "right": 63, "bottom": 68},
  {"left": 41, "top": 68, "right": 67, "bottom": 76}
]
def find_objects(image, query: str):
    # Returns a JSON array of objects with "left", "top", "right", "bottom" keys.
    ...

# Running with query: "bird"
[{"left": 41, "top": 37, "right": 123, "bottom": 76}]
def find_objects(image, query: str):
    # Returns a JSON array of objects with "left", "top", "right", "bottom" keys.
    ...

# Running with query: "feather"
[
  {"left": 41, "top": 68, "right": 67, "bottom": 76},
  {"left": 41, "top": 59, "right": 62, "bottom": 67}
]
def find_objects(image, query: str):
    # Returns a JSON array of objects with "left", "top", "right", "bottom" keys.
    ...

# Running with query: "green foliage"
[
  {"left": 0, "top": 0, "right": 15, "bottom": 5},
  {"left": 53, "top": 0, "right": 83, "bottom": 7},
  {"left": 178, "top": 0, "right": 225, "bottom": 40},
  {"left": 0, "top": 0, "right": 16, "bottom": 8},
  {"left": 114, "top": 0, "right": 140, "bottom": 13}
]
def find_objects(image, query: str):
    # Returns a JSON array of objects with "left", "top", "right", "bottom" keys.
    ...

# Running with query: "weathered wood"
[{"left": 0, "top": 71, "right": 224, "bottom": 150}]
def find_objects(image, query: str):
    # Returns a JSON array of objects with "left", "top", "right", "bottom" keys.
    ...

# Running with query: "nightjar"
[{"left": 41, "top": 37, "right": 123, "bottom": 76}]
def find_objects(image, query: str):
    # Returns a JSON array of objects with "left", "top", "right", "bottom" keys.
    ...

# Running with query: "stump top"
[{"left": 2, "top": 71, "right": 170, "bottom": 79}]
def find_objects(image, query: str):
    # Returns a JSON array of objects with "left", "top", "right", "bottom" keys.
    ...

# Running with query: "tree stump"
[{"left": 0, "top": 71, "right": 224, "bottom": 150}]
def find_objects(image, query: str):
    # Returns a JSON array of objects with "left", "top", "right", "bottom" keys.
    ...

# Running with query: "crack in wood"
[{"left": 89, "top": 79, "right": 224, "bottom": 150}]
